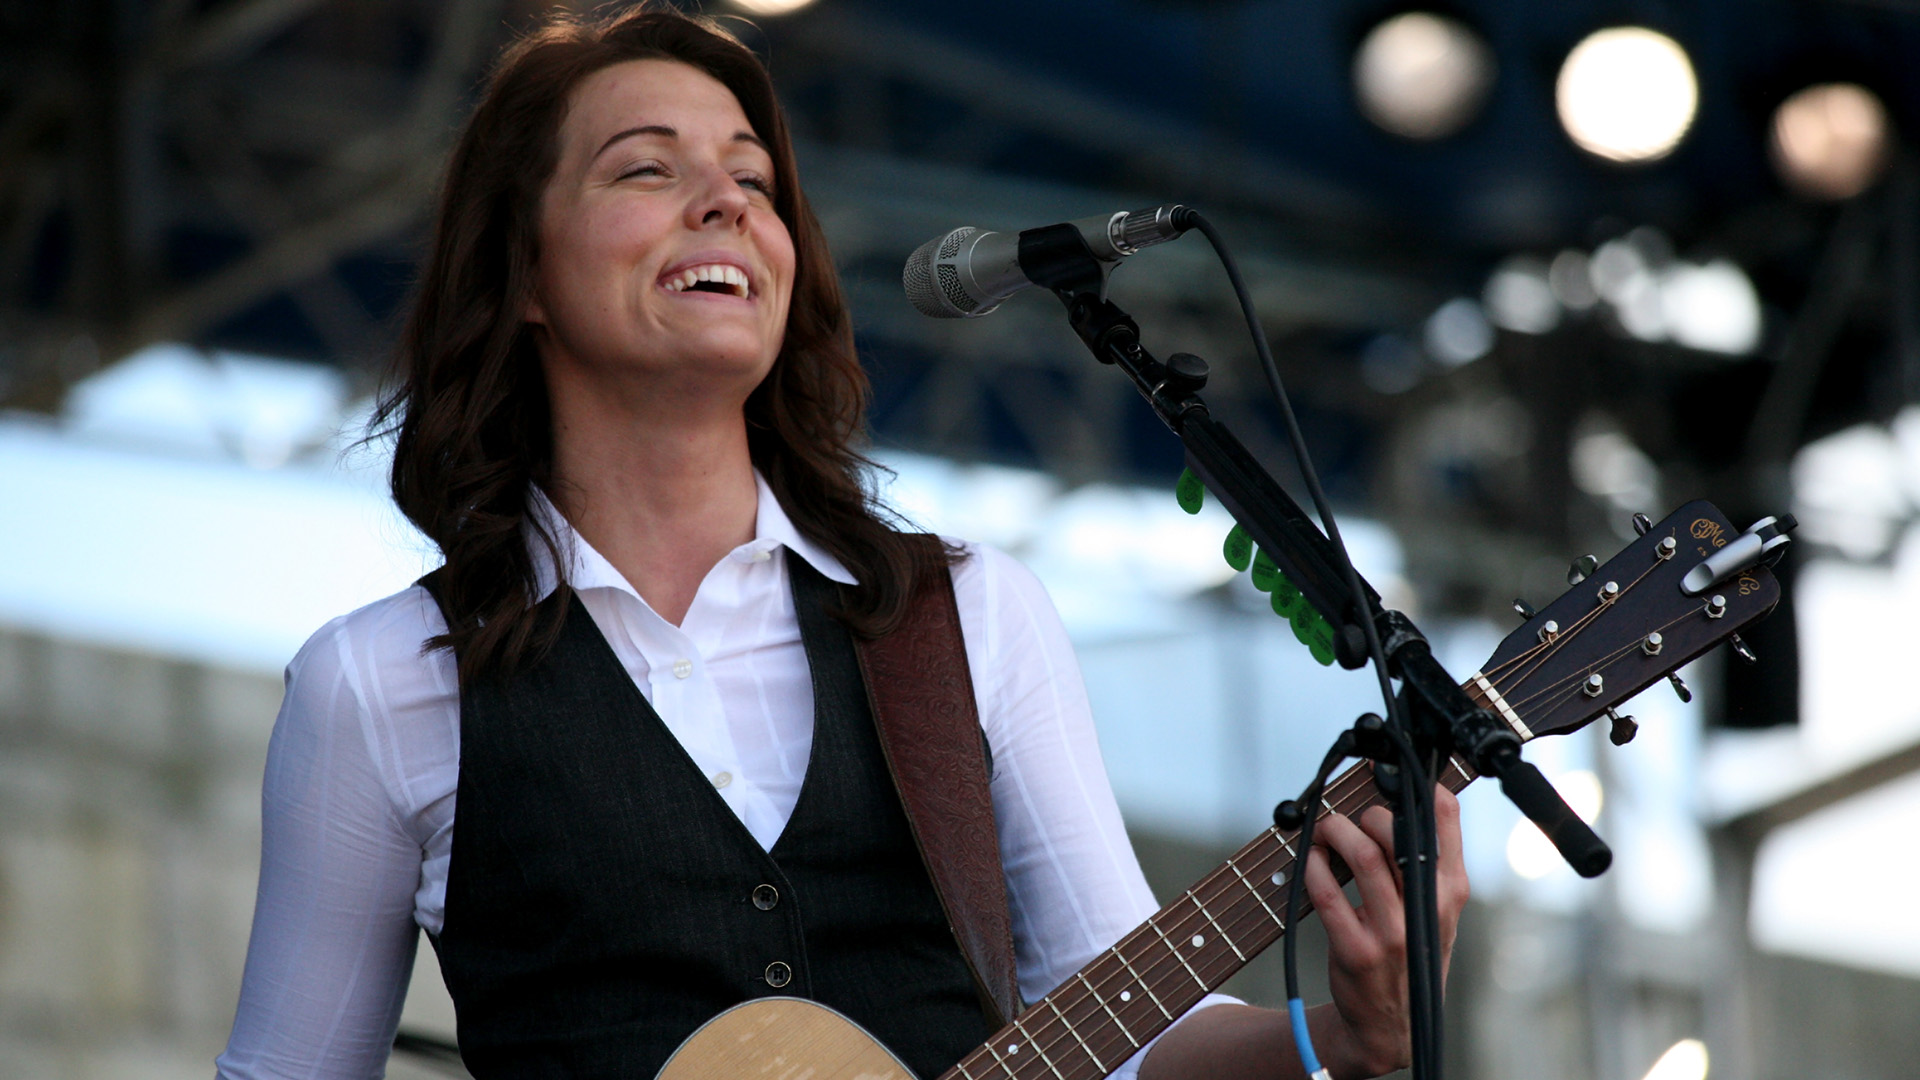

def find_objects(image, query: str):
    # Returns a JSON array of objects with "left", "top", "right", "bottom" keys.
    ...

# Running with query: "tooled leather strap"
[{"left": 852, "top": 541, "right": 1023, "bottom": 1028}]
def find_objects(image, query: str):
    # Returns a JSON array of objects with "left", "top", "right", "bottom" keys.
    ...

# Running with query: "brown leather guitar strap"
[{"left": 851, "top": 540, "right": 1024, "bottom": 1028}]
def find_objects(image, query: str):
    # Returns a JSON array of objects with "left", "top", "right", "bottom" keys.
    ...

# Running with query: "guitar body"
[{"left": 655, "top": 997, "right": 914, "bottom": 1080}]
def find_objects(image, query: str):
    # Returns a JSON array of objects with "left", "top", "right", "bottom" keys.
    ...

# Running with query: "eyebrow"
[{"left": 592, "top": 124, "right": 770, "bottom": 163}]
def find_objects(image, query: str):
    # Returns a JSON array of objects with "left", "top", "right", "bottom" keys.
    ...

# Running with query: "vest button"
[
  {"left": 752, "top": 884, "right": 779, "bottom": 910},
  {"left": 764, "top": 961, "right": 792, "bottom": 988}
]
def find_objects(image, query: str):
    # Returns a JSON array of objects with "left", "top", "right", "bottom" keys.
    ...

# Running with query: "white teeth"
[{"left": 663, "top": 263, "right": 751, "bottom": 296}]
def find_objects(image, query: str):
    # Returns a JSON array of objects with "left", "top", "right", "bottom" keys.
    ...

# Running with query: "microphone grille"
[{"left": 903, "top": 227, "right": 984, "bottom": 318}]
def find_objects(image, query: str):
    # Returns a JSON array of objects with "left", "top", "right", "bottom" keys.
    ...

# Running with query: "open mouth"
[{"left": 661, "top": 263, "right": 752, "bottom": 298}]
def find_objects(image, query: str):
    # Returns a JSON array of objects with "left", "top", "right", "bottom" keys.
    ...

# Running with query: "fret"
[
  {"left": 1112, "top": 947, "right": 1174, "bottom": 1020},
  {"left": 1011, "top": 1016, "right": 1066, "bottom": 1080},
  {"left": 1224, "top": 855, "right": 1286, "bottom": 929},
  {"left": 1273, "top": 828, "right": 1296, "bottom": 859},
  {"left": 954, "top": 1058, "right": 978, "bottom": 1080},
  {"left": 1074, "top": 971, "right": 1140, "bottom": 1048},
  {"left": 1187, "top": 889, "right": 1245, "bottom": 961},
  {"left": 981, "top": 1041, "right": 1019, "bottom": 1080},
  {"left": 1045, "top": 996, "right": 1106, "bottom": 1074},
  {"left": 1146, "top": 918, "right": 1208, "bottom": 990}
]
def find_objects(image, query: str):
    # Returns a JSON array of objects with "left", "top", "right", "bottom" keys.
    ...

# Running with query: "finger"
[
  {"left": 1315, "top": 810, "right": 1403, "bottom": 927},
  {"left": 1355, "top": 805, "right": 1403, "bottom": 891},
  {"left": 1432, "top": 785, "right": 1464, "bottom": 879},
  {"left": 1303, "top": 845, "right": 1369, "bottom": 955},
  {"left": 1431, "top": 784, "right": 1470, "bottom": 925}
]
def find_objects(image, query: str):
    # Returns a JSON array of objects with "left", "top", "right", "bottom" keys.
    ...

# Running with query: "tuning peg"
[
  {"left": 1567, "top": 554, "right": 1598, "bottom": 586},
  {"left": 1729, "top": 633, "right": 1757, "bottom": 664},
  {"left": 1606, "top": 706, "right": 1639, "bottom": 746},
  {"left": 1632, "top": 513, "right": 1653, "bottom": 536},
  {"left": 1666, "top": 671, "right": 1693, "bottom": 704},
  {"left": 1512, "top": 598, "right": 1537, "bottom": 621}
]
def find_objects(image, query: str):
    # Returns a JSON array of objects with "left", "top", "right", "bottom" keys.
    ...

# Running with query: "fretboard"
[{"left": 939, "top": 751, "right": 1481, "bottom": 1080}]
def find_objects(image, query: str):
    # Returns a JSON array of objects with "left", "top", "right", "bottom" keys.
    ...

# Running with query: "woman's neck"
[{"left": 546, "top": 388, "right": 759, "bottom": 628}]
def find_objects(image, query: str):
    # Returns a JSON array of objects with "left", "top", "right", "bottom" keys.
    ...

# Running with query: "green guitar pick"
[
  {"left": 1176, "top": 468, "right": 1205, "bottom": 514},
  {"left": 1250, "top": 548, "right": 1280, "bottom": 592},
  {"left": 1222, "top": 523, "right": 1252, "bottom": 572},
  {"left": 1270, "top": 582, "right": 1300, "bottom": 618}
]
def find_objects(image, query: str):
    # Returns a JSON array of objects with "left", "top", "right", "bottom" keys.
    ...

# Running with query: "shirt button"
[
  {"left": 711, "top": 771, "right": 732, "bottom": 790},
  {"left": 672, "top": 658, "right": 693, "bottom": 679},
  {"left": 764, "top": 961, "right": 792, "bottom": 988},
  {"left": 751, "top": 549, "right": 772, "bottom": 563},
  {"left": 752, "top": 884, "right": 779, "bottom": 911}
]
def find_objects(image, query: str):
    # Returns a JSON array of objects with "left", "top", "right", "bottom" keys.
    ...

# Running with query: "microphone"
[{"left": 902, "top": 205, "right": 1191, "bottom": 319}]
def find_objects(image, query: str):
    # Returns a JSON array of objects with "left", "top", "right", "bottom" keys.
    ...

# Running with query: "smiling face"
[{"left": 528, "top": 59, "right": 796, "bottom": 411}]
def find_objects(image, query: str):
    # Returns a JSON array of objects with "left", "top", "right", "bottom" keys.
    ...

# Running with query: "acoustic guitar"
[{"left": 655, "top": 500, "right": 1783, "bottom": 1080}]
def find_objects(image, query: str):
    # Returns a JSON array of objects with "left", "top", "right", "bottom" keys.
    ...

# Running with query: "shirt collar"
[{"left": 525, "top": 471, "right": 857, "bottom": 602}]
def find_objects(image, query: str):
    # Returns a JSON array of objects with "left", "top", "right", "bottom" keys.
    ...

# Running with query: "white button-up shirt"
[{"left": 217, "top": 475, "right": 1231, "bottom": 1079}]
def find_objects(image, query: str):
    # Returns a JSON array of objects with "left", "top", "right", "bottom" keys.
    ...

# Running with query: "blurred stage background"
[{"left": 2, "top": 0, "right": 1919, "bottom": 1077}]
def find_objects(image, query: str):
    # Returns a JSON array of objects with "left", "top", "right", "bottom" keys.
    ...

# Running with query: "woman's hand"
[
  {"left": 1306, "top": 785, "right": 1469, "bottom": 1079},
  {"left": 1137, "top": 786, "right": 1469, "bottom": 1080}
]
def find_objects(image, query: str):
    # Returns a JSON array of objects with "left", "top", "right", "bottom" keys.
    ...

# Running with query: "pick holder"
[{"left": 1018, "top": 216, "right": 1612, "bottom": 1080}]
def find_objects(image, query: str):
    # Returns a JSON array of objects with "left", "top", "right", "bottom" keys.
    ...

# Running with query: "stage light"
[
  {"left": 1771, "top": 82, "right": 1891, "bottom": 201},
  {"left": 1641, "top": 1039, "right": 1708, "bottom": 1080},
  {"left": 1556, "top": 27, "right": 1698, "bottom": 163},
  {"left": 1354, "top": 12, "right": 1496, "bottom": 140},
  {"left": 731, "top": 0, "right": 818, "bottom": 14},
  {"left": 1663, "top": 260, "right": 1762, "bottom": 354},
  {"left": 1423, "top": 298, "right": 1495, "bottom": 366},
  {"left": 1483, "top": 256, "right": 1560, "bottom": 334}
]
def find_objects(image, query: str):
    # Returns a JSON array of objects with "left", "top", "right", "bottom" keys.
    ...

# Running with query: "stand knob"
[{"left": 1163, "top": 352, "right": 1210, "bottom": 395}]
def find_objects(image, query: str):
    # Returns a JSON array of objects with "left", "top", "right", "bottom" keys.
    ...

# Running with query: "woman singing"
[{"left": 217, "top": 6, "right": 1466, "bottom": 1078}]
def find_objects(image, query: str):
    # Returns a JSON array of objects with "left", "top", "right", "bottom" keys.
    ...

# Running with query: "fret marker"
[
  {"left": 1272, "top": 871, "right": 1287, "bottom": 886},
  {"left": 1007, "top": 1043, "right": 1019, "bottom": 1054},
  {"left": 1191, "top": 934, "right": 1206, "bottom": 949},
  {"left": 1120, "top": 991, "right": 1131, "bottom": 1002}
]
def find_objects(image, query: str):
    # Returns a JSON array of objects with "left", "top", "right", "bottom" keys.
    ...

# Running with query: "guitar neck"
[{"left": 941, "top": 752, "right": 1479, "bottom": 1080}]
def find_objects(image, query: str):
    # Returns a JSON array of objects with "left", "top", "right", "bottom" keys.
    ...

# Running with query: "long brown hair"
[{"left": 379, "top": 4, "right": 943, "bottom": 686}]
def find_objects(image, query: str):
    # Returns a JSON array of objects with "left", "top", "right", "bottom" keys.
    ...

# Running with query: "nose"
[{"left": 685, "top": 161, "right": 751, "bottom": 231}]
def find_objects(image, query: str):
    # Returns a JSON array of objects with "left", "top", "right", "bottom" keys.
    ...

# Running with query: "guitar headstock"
[{"left": 1476, "top": 501, "right": 1783, "bottom": 743}]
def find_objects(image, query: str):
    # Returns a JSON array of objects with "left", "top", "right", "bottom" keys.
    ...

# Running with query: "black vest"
[{"left": 423, "top": 557, "right": 993, "bottom": 1080}]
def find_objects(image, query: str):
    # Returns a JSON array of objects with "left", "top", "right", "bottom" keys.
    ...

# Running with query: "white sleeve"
[
  {"left": 953, "top": 544, "right": 1237, "bottom": 1080},
  {"left": 215, "top": 619, "right": 427, "bottom": 1080}
]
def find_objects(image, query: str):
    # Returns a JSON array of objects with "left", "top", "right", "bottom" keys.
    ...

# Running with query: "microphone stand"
[{"left": 1018, "top": 224, "right": 1613, "bottom": 1079}]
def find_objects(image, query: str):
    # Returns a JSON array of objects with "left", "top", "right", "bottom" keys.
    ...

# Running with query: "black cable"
[
  {"left": 1282, "top": 740, "right": 1353, "bottom": 1080},
  {"left": 1183, "top": 209, "right": 1446, "bottom": 1079}
]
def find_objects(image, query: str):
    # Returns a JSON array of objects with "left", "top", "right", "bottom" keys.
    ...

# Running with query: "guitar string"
[
  {"left": 964, "top": 761, "right": 1425, "bottom": 1080},
  {"left": 1502, "top": 605, "right": 1698, "bottom": 716},
  {"left": 1046, "top": 754, "right": 1486, "bottom": 1080},
  {"left": 1485, "top": 552, "right": 1681, "bottom": 720},
  {"left": 963, "top": 777, "right": 1370, "bottom": 1080},
  {"left": 1035, "top": 649, "right": 1564, "bottom": 1077},
  {"left": 961, "top": 672, "right": 1536, "bottom": 1080},
  {"left": 1045, "top": 678, "right": 1520, "bottom": 1076},
  {"left": 1489, "top": 555, "right": 1665, "bottom": 699},
  {"left": 975, "top": 709, "right": 1500, "bottom": 1079},
  {"left": 1476, "top": 547, "right": 1669, "bottom": 690}
]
